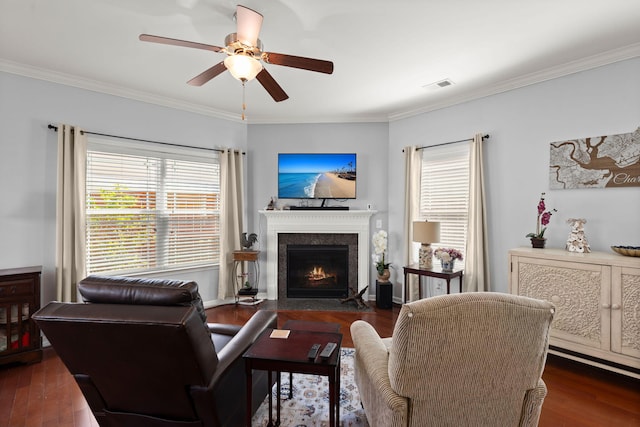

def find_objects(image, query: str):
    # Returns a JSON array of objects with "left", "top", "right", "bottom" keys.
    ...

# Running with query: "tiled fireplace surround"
[{"left": 260, "top": 210, "right": 375, "bottom": 300}]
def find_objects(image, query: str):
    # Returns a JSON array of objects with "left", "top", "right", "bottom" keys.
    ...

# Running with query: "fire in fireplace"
[{"left": 286, "top": 244, "right": 349, "bottom": 298}]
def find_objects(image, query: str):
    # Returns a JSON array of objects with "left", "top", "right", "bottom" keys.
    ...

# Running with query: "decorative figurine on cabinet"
[{"left": 566, "top": 218, "right": 591, "bottom": 253}]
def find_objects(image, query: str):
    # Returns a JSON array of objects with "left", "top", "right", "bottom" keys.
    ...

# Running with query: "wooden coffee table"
[
  {"left": 282, "top": 320, "right": 340, "bottom": 399},
  {"left": 244, "top": 327, "right": 343, "bottom": 427},
  {"left": 282, "top": 319, "right": 340, "bottom": 334}
]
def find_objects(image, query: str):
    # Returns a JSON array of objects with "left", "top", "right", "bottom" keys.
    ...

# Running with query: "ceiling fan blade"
[
  {"left": 256, "top": 68, "right": 289, "bottom": 102},
  {"left": 236, "top": 5, "right": 263, "bottom": 47},
  {"left": 187, "top": 61, "right": 227, "bottom": 86},
  {"left": 139, "top": 34, "right": 223, "bottom": 52},
  {"left": 263, "top": 52, "right": 333, "bottom": 74}
]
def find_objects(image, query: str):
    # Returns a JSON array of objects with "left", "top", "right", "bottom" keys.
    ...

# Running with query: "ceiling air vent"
[{"left": 422, "top": 78, "right": 455, "bottom": 90}]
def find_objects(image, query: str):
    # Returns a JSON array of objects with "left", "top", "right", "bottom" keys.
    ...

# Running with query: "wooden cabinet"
[
  {"left": 0, "top": 266, "right": 42, "bottom": 365},
  {"left": 509, "top": 248, "right": 639, "bottom": 378},
  {"left": 612, "top": 264, "right": 640, "bottom": 361}
]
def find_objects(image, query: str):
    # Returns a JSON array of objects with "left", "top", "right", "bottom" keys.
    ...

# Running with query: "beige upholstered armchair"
[{"left": 351, "top": 292, "right": 555, "bottom": 427}]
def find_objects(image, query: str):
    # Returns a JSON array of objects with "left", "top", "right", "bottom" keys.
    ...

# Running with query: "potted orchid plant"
[
  {"left": 526, "top": 192, "right": 557, "bottom": 248},
  {"left": 372, "top": 230, "right": 392, "bottom": 281}
]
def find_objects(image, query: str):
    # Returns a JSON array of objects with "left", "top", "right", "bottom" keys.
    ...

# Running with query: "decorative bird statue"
[{"left": 241, "top": 232, "right": 258, "bottom": 250}]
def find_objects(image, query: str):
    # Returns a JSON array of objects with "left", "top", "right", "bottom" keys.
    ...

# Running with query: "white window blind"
[
  {"left": 85, "top": 143, "right": 220, "bottom": 274},
  {"left": 419, "top": 142, "right": 470, "bottom": 257}
]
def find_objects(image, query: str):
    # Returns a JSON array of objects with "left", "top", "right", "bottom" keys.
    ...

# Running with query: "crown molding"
[
  {"left": 0, "top": 59, "right": 243, "bottom": 123},
  {"left": 0, "top": 59, "right": 388, "bottom": 124},
  {"left": 388, "top": 42, "right": 640, "bottom": 122},
  {"left": 3, "top": 41, "right": 639, "bottom": 125}
]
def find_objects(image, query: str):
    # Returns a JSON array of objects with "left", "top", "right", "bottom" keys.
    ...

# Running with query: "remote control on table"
[
  {"left": 320, "top": 342, "right": 337, "bottom": 359},
  {"left": 308, "top": 343, "right": 321, "bottom": 360}
]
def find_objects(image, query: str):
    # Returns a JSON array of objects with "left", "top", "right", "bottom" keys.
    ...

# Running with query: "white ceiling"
[{"left": 1, "top": 0, "right": 639, "bottom": 124}]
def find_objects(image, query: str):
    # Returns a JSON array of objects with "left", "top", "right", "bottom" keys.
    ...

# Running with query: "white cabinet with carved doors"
[{"left": 509, "top": 248, "right": 639, "bottom": 378}]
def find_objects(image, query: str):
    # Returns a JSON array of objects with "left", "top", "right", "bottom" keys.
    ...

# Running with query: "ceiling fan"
[{"left": 139, "top": 4, "right": 334, "bottom": 104}]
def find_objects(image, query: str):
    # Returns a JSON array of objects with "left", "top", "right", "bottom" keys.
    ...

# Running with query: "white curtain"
[
  {"left": 55, "top": 124, "right": 87, "bottom": 302},
  {"left": 403, "top": 146, "right": 422, "bottom": 302},
  {"left": 465, "top": 133, "right": 490, "bottom": 291},
  {"left": 218, "top": 149, "right": 244, "bottom": 300}
]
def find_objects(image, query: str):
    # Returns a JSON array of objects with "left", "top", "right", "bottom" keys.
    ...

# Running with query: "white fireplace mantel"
[{"left": 259, "top": 210, "right": 376, "bottom": 300}]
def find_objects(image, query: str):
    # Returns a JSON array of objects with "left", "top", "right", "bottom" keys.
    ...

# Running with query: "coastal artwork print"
[{"left": 549, "top": 126, "right": 640, "bottom": 189}]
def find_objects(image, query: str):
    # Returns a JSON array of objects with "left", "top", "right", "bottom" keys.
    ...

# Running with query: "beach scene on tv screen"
[{"left": 278, "top": 153, "right": 356, "bottom": 199}]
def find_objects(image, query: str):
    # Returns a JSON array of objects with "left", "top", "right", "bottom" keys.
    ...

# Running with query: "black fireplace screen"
[{"left": 286, "top": 244, "right": 349, "bottom": 298}]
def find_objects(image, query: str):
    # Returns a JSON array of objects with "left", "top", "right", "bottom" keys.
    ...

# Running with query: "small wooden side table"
[
  {"left": 232, "top": 250, "right": 260, "bottom": 303},
  {"left": 244, "top": 328, "right": 343, "bottom": 427},
  {"left": 403, "top": 263, "right": 464, "bottom": 302},
  {"left": 282, "top": 320, "right": 340, "bottom": 399}
]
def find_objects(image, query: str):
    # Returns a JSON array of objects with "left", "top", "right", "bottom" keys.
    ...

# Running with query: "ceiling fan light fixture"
[
  {"left": 139, "top": 5, "right": 332, "bottom": 103},
  {"left": 224, "top": 54, "right": 263, "bottom": 81}
]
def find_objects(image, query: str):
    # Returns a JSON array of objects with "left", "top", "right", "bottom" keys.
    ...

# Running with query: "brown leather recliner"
[{"left": 33, "top": 275, "right": 277, "bottom": 427}]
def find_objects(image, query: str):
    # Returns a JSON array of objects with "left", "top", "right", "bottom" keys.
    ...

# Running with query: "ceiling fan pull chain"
[{"left": 241, "top": 79, "right": 247, "bottom": 121}]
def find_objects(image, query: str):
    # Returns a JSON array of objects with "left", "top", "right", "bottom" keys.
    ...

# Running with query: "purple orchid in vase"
[{"left": 526, "top": 193, "right": 557, "bottom": 239}]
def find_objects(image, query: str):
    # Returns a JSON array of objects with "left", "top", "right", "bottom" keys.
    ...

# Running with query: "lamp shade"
[
  {"left": 413, "top": 221, "right": 440, "bottom": 243},
  {"left": 224, "top": 54, "right": 263, "bottom": 81}
]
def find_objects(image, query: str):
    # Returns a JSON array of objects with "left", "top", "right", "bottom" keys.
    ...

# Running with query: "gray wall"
[
  {"left": 2, "top": 57, "right": 639, "bottom": 307},
  {"left": 0, "top": 72, "right": 246, "bottom": 305},
  {"left": 246, "top": 122, "right": 390, "bottom": 292},
  {"left": 388, "top": 57, "right": 640, "bottom": 298}
]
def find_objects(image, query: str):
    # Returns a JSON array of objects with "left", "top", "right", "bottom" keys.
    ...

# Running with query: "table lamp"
[{"left": 413, "top": 221, "right": 441, "bottom": 269}]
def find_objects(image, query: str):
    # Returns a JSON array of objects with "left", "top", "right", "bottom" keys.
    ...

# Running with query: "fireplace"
[
  {"left": 261, "top": 210, "right": 375, "bottom": 300},
  {"left": 278, "top": 233, "right": 358, "bottom": 301},
  {"left": 286, "top": 245, "right": 349, "bottom": 298}
]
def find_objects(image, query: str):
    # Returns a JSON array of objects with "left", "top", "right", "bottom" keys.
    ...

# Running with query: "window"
[
  {"left": 419, "top": 143, "right": 470, "bottom": 258},
  {"left": 85, "top": 141, "right": 220, "bottom": 274}
]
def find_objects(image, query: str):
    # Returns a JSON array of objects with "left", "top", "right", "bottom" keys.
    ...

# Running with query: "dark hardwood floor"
[{"left": 1, "top": 303, "right": 638, "bottom": 427}]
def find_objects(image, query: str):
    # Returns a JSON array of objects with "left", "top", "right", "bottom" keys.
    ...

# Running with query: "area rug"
[{"left": 251, "top": 348, "right": 369, "bottom": 426}]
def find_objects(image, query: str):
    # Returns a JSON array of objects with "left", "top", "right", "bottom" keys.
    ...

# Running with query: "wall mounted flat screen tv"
[{"left": 278, "top": 153, "right": 357, "bottom": 199}]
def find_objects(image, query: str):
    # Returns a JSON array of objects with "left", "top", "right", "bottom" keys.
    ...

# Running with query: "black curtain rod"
[
  {"left": 47, "top": 124, "right": 241, "bottom": 154},
  {"left": 403, "top": 134, "right": 490, "bottom": 152}
]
